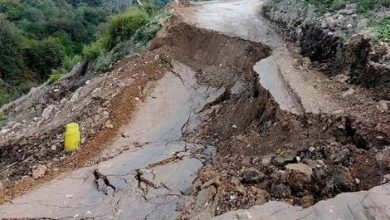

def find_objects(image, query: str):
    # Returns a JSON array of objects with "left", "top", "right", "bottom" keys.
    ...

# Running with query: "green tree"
[
  {"left": 24, "top": 37, "right": 65, "bottom": 80},
  {"left": 0, "top": 15, "right": 23, "bottom": 79}
]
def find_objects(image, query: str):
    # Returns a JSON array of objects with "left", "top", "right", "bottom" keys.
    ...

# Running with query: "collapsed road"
[{"left": 0, "top": 0, "right": 389, "bottom": 219}]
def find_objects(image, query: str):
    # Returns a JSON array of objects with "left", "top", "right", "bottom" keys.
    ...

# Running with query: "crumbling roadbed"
[{"left": 0, "top": 0, "right": 389, "bottom": 219}]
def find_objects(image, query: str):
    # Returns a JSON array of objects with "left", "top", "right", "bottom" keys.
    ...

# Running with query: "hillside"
[{"left": 0, "top": 0, "right": 142, "bottom": 107}]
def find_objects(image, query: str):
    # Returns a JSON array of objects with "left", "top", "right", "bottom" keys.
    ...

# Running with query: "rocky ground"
[{"left": 0, "top": 0, "right": 389, "bottom": 219}]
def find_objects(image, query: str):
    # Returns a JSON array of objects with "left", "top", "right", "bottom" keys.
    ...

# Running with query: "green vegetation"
[
  {"left": 0, "top": 0, "right": 170, "bottom": 108},
  {"left": 0, "top": 111, "right": 7, "bottom": 124},
  {"left": 373, "top": 17, "right": 390, "bottom": 42},
  {"left": 83, "top": 4, "right": 171, "bottom": 73},
  {"left": 49, "top": 70, "right": 64, "bottom": 84},
  {"left": 304, "top": 0, "right": 390, "bottom": 13}
]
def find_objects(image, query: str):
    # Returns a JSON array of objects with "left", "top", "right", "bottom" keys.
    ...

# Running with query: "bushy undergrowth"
[
  {"left": 373, "top": 17, "right": 390, "bottom": 42},
  {"left": 304, "top": 0, "right": 390, "bottom": 13},
  {"left": 84, "top": 4, "right": 171, "bottom": 73}
]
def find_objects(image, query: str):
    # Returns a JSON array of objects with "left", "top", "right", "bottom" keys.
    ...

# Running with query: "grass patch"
[
  {"left": 48, "top": 70, "right": 64, "bottom": 83},
  {"left": 373, "top": 17, "right": 390, "bottom": 42}
]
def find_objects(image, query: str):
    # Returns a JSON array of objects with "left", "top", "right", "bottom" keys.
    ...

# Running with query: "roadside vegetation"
[
  {"left": 303, "top": 0, "right": 390, "bottom": 13},
  {"left": 82, "top": 3, "right": 170, "bottom": 73},
  {"left": 373, "top": 17, "right": 390, "bottom": 42},
  {"left": 0, "top": 0, "right": 169, "bottom": 107}
]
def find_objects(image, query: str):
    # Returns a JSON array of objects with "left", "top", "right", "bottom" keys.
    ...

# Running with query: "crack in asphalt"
[{"left": 93, "top": 169, "right": 117, "bottom": 195}]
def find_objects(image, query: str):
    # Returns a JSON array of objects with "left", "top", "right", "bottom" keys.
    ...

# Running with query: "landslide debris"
[{"left": 262, "top": 0, "right": 390, "bottom": 100}]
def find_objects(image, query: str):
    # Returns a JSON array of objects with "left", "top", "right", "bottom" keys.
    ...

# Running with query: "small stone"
[
  {"left": 286, "top": 163, "right": 313, "bottom": 190},
  {"left": 301, "top": 195, "right": 314, "bottom": 208},
  {"left": 355, "top": 178, "right": 360, "bottom": 184},
  {"left": 104, "top": 120, "right": 114, "bottom": 129},
  {"left": 333, "top": 167, "right": 354, "bottom": 191},
  {"left": 381, "top": 174, "right": 390, "bottom": 184},
  {"left": 241, "top": 168, "right": 266, "bottom": 184},
  {"left": 273, "top": 150, "right": 297, "bottom": 165},
  {"left": 51, "top": 145, "right": 57, "bottom": 151},
  {"left": 347, "top": 24, "right": 353, "bottom": 29},
  {"left": 32, "top": 165, "right": 47, "bottom": 180},
  {"left": 235, "top": 212, "right": 252, "bottom": 220},
  {"left": 261, "top": 154, "right": 273, "bottom": 165},
  {"left": 85, "top": 80, "right": 91, "bottom": 85},
  {"left": 309, "top": 147, "right": 315, "bottom": 152},
  {"left": 377, "top": 100, "right": 388, "bottom": 112},
  {"left": 70, "top": 92, "right": 79, "bottom": 102},
  {"left": 232, "top": 124, "right": 238, "bottom": 129},
  {"left": 325, "top": 17, "right": 336, "bottom": 29},
  {"left": 41, "top": 105, "right": 56, "bottom": 119},
  {"left": 342, "top": 88, "right": 355, "bottom": 98}
]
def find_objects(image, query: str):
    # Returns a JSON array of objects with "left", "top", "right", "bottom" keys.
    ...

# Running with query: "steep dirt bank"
[
  {"left": 173, "top": 1, "right": 390, "bottom": 218},
  {"left": 262, "top": 0, "right": 390, "bottom": 100}
]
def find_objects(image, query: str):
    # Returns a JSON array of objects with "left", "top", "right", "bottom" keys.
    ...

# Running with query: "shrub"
[
  {"left": 48, "top": 70, "right": 64, "bottom": 83},
  {"left": 62, "top": 55, "right": 82, "bottom": 71},
  {"left": 104, "top": 8, "right": 150, "bottom": 49},
  {"left": 82, "top": 38, "right": 106, "bottom": 60}
]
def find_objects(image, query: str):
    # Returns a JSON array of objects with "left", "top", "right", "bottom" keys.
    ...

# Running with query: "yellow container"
[{"left": 64, "top": 123, "right": 80, "bottom": 152}]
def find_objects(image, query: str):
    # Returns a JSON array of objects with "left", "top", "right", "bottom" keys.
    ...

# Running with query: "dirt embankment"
[
  {"left": 163, "top": 13, "right": 390, "bottom": 220},
  {"left": 262, "top": 0, "right": 390, "bottom": 100}
]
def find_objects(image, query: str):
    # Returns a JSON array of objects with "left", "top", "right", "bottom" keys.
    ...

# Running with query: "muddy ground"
[{"left": 0, "top": 0, "right": 389, "bottom": 219}]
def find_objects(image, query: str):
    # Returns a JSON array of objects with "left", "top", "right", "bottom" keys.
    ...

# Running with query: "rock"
[
  {"left": 32, "top": 165, "right": 47, "bottom": 180},
  {"left": 325, "top": 17, "right": 336, "bottom": 29},
  {"left": 344, "top": 3, "right": 357, "bottom": 14},
  {"left": 301, "top": 195, "right": 314, "bottom": 208},
  {"left": 273, "top": 150, "right": 297, "bottom": 165},
  {"left": 261, "top": 154, "right": 273, "bottom": 166},
  {"left": 321, "top": 19, "right": 328, "bottom": 29},
  {"left": 333, "top": 167, "right": 354, "bottom": 191},
  {"left": 41, "top": 105, "right": 56, "bottom": 119},
  {"left": 104, "top": 120, "right": 114, "bottom": 129},
  {"left": 235, "top": 212, "right": 252, "bottom": 220},
  {"left": 334, "top": 74, "right": 350, "bottom": 83},
  {"left": 241, "top": 168, "right": 266, "bottom": 184},
  {"left": 377, "top": 100, "right": 388, "bottom": 112},
  {"left": 346, "top": 24, "right": 353, "bottom": 29},
  {"left": 342, "top": 88, "right": 355, "bottom": 98},
  {"left": 333, "top": 148, "right": 350, "bottom": 163},
  {"left": 336, "top": 14, "right": 344, "bottom": 21},
  {"left": 285, "top": 163, "right": 313, "bottom": 190},
  {"left": 249, "top": 186, "right": 269, "bottom": 205},
  {"left": 70, "top": 92, "right": 79, "bottom": 102},
  {"left": 51, "top": 145, "right": 57, "bottom": 151}
]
